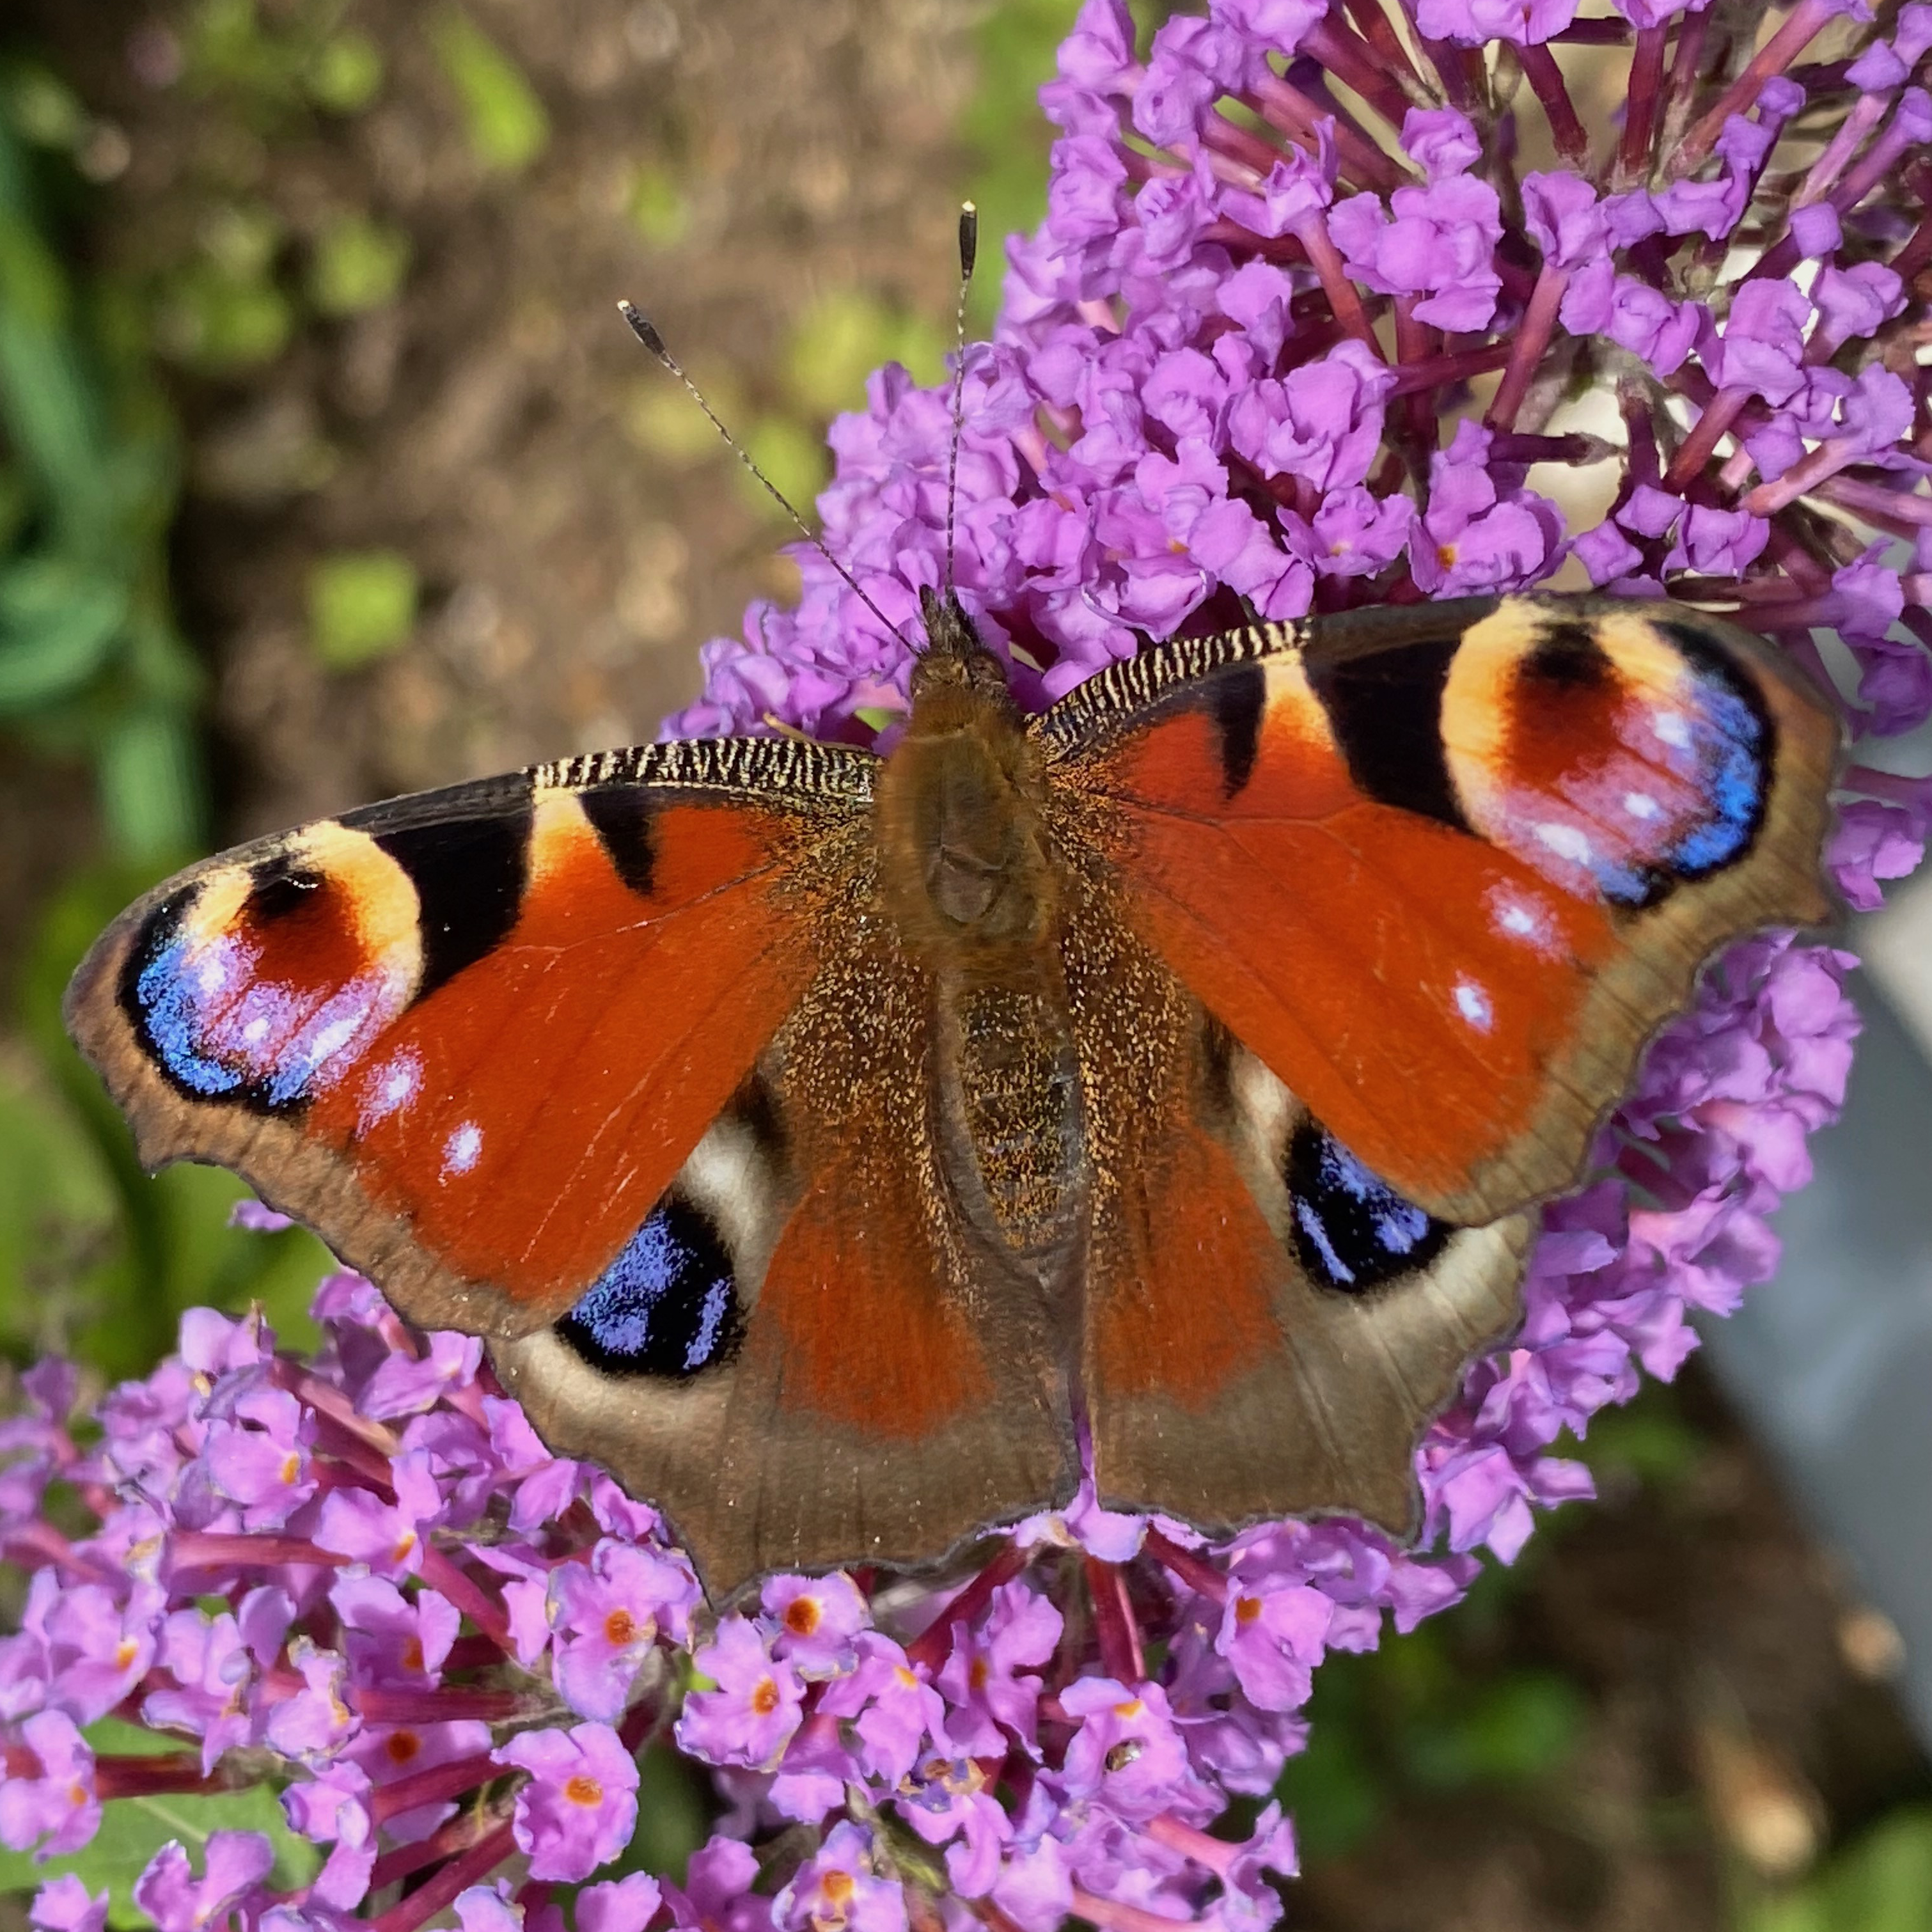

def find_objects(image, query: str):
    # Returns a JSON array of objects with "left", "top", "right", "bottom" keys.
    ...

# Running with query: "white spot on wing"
[
  {"left": 1652, "top": 707, "right": 1692, "bottom": 750},
  {"left": 1453, "top": 978, "right": 1494, "bottom": 1031},
  {"left": 1534, "top": 821, "right": 1594, "bottom": 865},
  {"left": 1622, "top": 790, "right": 1662, "bottom": 821},
  {"left": 443, "top": 1122, "right": 483, "bottom": 1178}
]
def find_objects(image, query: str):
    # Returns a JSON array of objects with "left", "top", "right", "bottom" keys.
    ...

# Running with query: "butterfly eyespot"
[
  {"left": 556, "top": 1194, "right": 744, "bottom": 1379},
  {"left": 1286, "top": 1120, "right": 1450, "bottom": 1293}
]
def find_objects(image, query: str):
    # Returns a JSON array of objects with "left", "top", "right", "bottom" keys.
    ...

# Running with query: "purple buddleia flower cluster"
[{"left": 4, "top": 1, "right": 1929, "bottom": 1929}]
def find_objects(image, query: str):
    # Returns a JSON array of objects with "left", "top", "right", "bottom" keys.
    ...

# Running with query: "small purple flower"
[
  {"left": 550, "top": 1539, "right": 699, "bottom": 1720},
  {"left": 496, "top": 1722, "right": 641, "bottom": 1883},
  {"left": 761, "top": 1571, "right": 868, "bottom": 1677},
  {"left": 675, "top": 1616, "right": 805, "bottom": 1769},
  {"left": 774, "top": 1821, "right": 907, "bottom": 1932},
  {"left": 936, "top": 1580, "right": 1064, "bottom": 1757},
  {"left": 132, "top": 1832, "right": 275, "bottom": 1932},
  {"left": 819, "top": 1634, "right": 947, "bottom": 1786},
  {"left": 203, "top": 1385, "right": 316, "bottom": 1530},
  {"left": 0, "top": 1711, "right": 98, "bottom": 1857},
  {"left": 313, "top": 1449, "right": 444, "bottom": 1576},
  {"left": 1059, "top": 1677, "right": 1207, "bottom": 1823},
  {"left": 1214, "top": 1580, "right": 1333, "bottom": 1713},
  {"left": 28, "top": 1876, "right": 108, "bottom": 1932}
]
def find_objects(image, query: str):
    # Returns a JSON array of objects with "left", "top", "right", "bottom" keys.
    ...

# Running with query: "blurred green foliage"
[
  {"left": 430, "top": 6, "right": 551, "bottom": 175},
  {"left": 1743, "top": 1809, "right": 1932, "bottom": 1932},
  {"left": 307, "top": 547, "right": 418, "bottom": 668}
]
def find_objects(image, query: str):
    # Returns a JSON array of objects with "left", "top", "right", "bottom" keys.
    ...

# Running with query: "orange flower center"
[
  {"left": 821, "top": 1872, "right": 855, "bottom": 1906},
  {"left": 605, "top": 1609, "right": 638, "bottom": 1645},
  {"left": 969, "top": 1658, "right": 989, "bottom": 1692},
  {"left": 402, "top": 1638, "right": 425, "bottom": 1672},
  {"left": 565, "top": 1775, "right": 604, "bottom": 1807},
  {"left": 386, "top": 1730, "right": 422, "bottom": 1766},
  {"left": 751, "top": 1676, "right": 781, "bottom": 1717},
  {"left": 783, "top": 1597, "right": 821, "bottom": 1637},
  {"left": 1235, "top": 1595, "right": 1263, "bottom": 1626}
]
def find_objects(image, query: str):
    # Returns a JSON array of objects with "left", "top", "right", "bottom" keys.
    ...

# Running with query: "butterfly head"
[{"left": 913, "top": 585, "right": 1012, "bottom": 709}]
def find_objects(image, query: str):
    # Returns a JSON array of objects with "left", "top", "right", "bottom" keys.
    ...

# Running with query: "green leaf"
[
  {"left": 430, "top": 9, "right": 550, "bottom": 174},
  {"left": 0, "top": 557, "right": 127, "bottom": 711},
  {"left": 307, "top": 212, "right": 411, "bottom": 317},
  {"left": 306, "top": 548, "right": 418, "bottom": 669},
  {"left": 0, "top": 1722, "right": 320, "bottom": 1928},
  {"left": 306, "top": 31, "right": 385, "bottom": 114}
]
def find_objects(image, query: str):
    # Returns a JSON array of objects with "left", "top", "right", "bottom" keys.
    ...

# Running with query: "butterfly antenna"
[
  {"left": 617, "top": 301, "right": 911, "bottom": 649},
  {"left": 941, "top": 201, "right": 977, "bottom": 609}
]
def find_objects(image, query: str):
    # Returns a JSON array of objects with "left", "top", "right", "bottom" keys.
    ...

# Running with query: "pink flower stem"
[
  {"left": 368, "top": 1813, "right": 518, "bottom": 1929},
  {"left": 1659, "top": 8, "right": 1711, "bottom": 148},
  {"left": 1518, "top": 43, "right": 1589, "bottom": 164},
  {"left": 1198, "top": 106, "right": 1297, "bottom": 182},
  {"left": 1828, "top": 102, "right": 1932, "bottom": 221},
  {"left": 1294, "top": 216, "right": 1381, "bottom": 352},
  {"left": 1818, "top": 473, "right": 1932, "bottom": 529},
  {"left": 905, "top": 1539, "right": 1029, "bottom": 1672},
  {"left": 167, "top": 1530, "right": 348, "bottom": 1575},
  {"left": 1390, "top": 342, "right": 1514, "bottom": 394},
  {"left": 1083, "top": 1556, "right": 1147, "bottom": 1685},
  {"left": 1340, "top": 0, "right": 1424, "bottom": 91},
  {"left": 1393, "top": 295, "right": 1439, "bottom": 460},
  {"left": 1300, "top": 16, "right": 1418, "bottom": 126},
  {"left": 1617, "top": 24, "right": 1669, "bottom": 180},
  {"left": 1245, "top": 75, "right": 1409, "bottom": 193},
  {"left": 1741, "top": 436, "right": 1861, "bottom": 515},
  {"left": 368, "top": 1750, "right": 502, "bottom": 1826},
  {"left": 1662, "top": 385, "right": 1752, "bottom": 489},
  {"left": 1795, "top": 93, "right": 1889, "bottom": 209},
  {"left": 1145, "top": 1813, "right": 1235, "bottom": 1877},
  {"left": 1142, "top": 1528, "right": 1227, "bottom": 1605},
  {"left": 1486, "top": 267, "right": 1568, "bottom": 431},
  {"left": 1846, "top": 766, "right": 1932, "bottom": 810},
  {"left": 420, "top": 1545, "right": 515, "bottom": 1655},
  {"left": 1676, "top": 0, "right": 1835, "bottom": 168},
  {"left": 94, "top": 1753, "right": 241, "bottom": 1800},
  {"left": 353, "top": 1684, "right": 543, "bottom": 1724},
  {"left": 274, "top": 1358, "right": 401, "bottom": 1457},
  {"left": 1072, "top": 1886, "right": 1205, "bottom": 1932}
]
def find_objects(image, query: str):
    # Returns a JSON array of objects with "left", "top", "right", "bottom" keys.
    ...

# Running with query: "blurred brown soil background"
[{"left": 1, "top": 3, "right": 1928, "bottom": 1928}]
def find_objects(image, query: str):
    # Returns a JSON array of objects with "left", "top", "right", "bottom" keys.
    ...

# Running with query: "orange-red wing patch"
[
  {"left": 753, "top": 1159, "right": 997, "bottom": 1438},
  {"left": 1087, "top": 1119, "right": 1282, "bottom": 1410}
]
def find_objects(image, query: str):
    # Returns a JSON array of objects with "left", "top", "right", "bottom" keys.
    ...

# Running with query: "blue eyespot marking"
[
  {"left": 1286, "top": 1120, "right": 1449, "bottom": 1293},
  {"left": 134, "top": 931, "right": 249, "bottom": 1096},
  {"left": 557, "top": 1196, "right": 742, "bottom": 1378}
]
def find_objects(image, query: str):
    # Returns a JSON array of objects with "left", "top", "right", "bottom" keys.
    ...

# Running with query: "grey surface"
[{"left": 1700, "top": 970, "right": 1932, "bottom": 1747}]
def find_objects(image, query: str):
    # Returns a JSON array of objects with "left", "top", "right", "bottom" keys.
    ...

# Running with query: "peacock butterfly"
[{"left": 61, "top": 569, "right": 1838, "bottom": 1601}]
